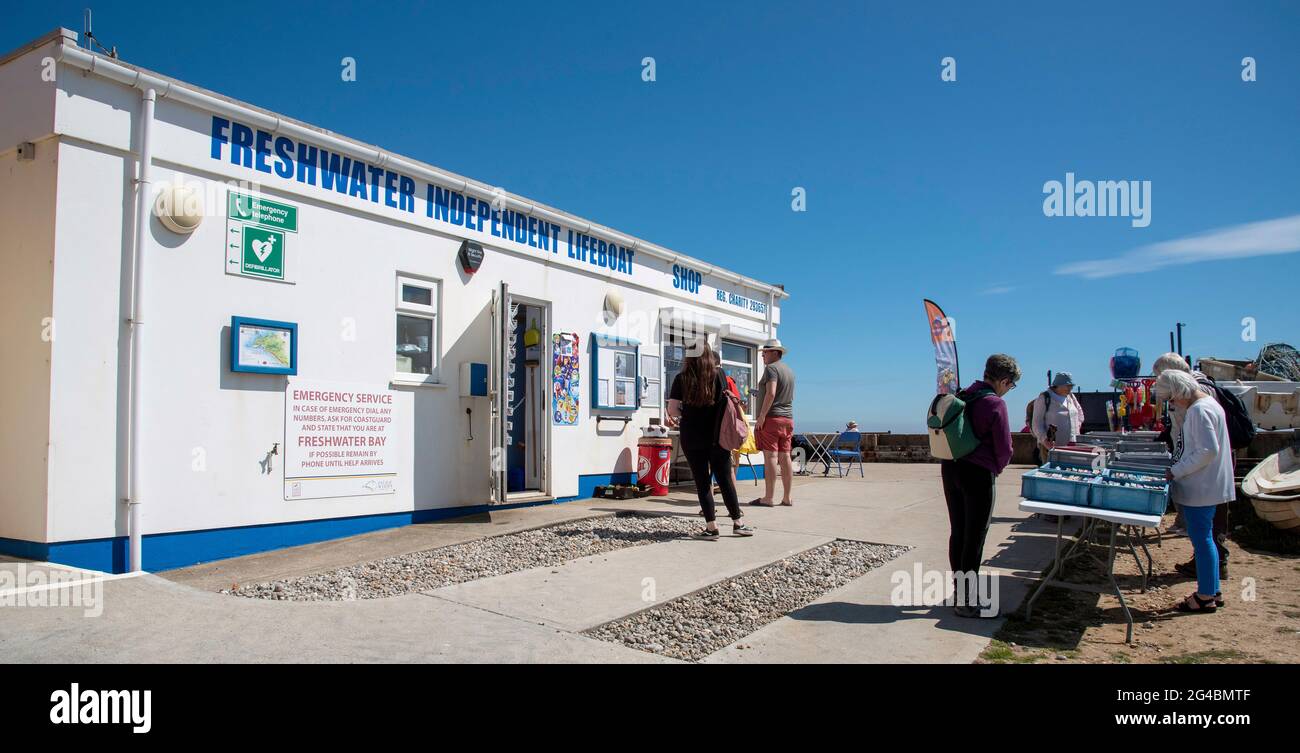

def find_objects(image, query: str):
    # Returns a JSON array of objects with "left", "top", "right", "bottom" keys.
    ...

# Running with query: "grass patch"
[
  {"left": 980, "top": 640, "right": 1043, "bottom": 664},
  {"left": 1159, "top": 648, "right": 1251, "bottom": 664}
]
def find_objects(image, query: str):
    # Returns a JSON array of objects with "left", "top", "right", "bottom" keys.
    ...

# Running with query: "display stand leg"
[
  {"left": 1026, "top": 515, "right": 1065, "bottom": 621},
  {"left": 1106, "top": 525, "right": 1135, "bottom": 644}
]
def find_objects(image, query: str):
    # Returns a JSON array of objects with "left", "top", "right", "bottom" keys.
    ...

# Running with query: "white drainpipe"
[{"left": 126, "top": 88, "right": 156, "bottom": 572}]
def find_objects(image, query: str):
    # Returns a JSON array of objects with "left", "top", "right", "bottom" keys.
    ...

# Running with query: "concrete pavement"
[{"left": 0, "top": 464, "right": 1059, "bottom": 663}]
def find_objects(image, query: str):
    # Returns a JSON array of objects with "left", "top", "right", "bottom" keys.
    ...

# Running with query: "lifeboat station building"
[{"left": 0, "top": 29, "right": 787, "bottom": 574}]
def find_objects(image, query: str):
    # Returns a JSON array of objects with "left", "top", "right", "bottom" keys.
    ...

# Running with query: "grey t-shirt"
[{"left": 758, "top": 360, "right": 795, "bottom": 418}]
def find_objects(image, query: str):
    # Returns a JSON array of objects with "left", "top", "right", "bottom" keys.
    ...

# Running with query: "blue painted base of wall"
[
  {"left": 737, "top": 463, "right": 766, "bottom": 481},
  {"left": 0, "top": 472, "right": 637, "bottom": 575}
]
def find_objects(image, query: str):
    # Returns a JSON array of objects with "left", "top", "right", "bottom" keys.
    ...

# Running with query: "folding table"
[
  {"left": 1019, "top": 499, "right": 1162, "bottom": 644},
  {"left": 794, "top": 432, "right": 838, "bottom": 476}
]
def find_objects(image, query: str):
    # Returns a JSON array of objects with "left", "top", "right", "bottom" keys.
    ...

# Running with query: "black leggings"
[
  {"left": 685, "top": 446, "right": 741, "bottom": 523},
  {"left": 940, "top": 459, "right": 996, "bottom": 601}
]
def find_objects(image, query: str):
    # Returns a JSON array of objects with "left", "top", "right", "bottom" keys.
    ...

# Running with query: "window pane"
[
  {"left": 401, "top": 284, "right": 432, "bottom": 306},
  {"left": 643, "top": 380, "right": 661, "bottom": 406},
  {"left": 663, "top": 343, "right": 684, "bottom": 396},
  {"left": 615, "top": 378, "right": 636, "bottom": 407},
  {"left": 396, "top": 315, "right": 434, "bottom": 374},
  {"left": 721, "top": 340, "right": 752, "bottom": 364},
  {"left": 723, "top": 363, "right": 753, "bottom": 414},
  {"left": 615, "top": 351, "right": 635, "bottom": 378}
]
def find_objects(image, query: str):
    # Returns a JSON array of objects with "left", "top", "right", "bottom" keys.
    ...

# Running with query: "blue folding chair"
[{"left": 827, "top": 431, "right": 865, "bottom": 477}]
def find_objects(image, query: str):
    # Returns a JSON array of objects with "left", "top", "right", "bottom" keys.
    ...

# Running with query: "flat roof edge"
[{"left": 0, "top": 27, "right": 76, "bottom": 68}]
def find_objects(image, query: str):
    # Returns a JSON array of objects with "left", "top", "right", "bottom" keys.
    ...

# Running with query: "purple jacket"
[{"left": 961, "top": 380, "right": 1012, "bottom": 476}]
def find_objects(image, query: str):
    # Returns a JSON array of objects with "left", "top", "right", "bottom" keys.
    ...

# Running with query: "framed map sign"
[{"left": 231, "top": 316, "right": 298, "bottom": 375}]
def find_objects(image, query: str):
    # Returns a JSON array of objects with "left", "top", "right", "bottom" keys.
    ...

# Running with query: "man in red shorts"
[{"left": 752, "top": 339, "right": 796, "bottom": 506}]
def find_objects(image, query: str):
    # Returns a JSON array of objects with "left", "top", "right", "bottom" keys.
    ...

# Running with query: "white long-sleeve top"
[
  {"left": 1170, "top": 397, "right": 1235, "bottom": 508},
  {"left": 1166, "top": 370, "right": 1214, "bottom": 442},
  {"left": 1031, "top": 390, "right": 1083, "bottom": 445}
]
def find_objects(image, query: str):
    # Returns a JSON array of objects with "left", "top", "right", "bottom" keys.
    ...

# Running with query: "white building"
[{"left": 0, "top": 29, "right": 787, "bottom": 573}]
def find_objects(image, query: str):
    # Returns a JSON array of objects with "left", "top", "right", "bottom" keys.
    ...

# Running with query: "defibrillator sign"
[{"left": 226, "top": 191, "right": 298, "bottom": 282}]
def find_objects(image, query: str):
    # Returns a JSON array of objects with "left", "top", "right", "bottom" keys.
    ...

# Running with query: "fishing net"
[{"left": 1257, "top": 343, "right": 1300, "bottom": 381}]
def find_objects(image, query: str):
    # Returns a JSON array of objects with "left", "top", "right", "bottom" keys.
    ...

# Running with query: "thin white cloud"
[
  {"left": 980, "top": 285, "right": 1016, "bottom": 295},
  {"left": 1055, "top": 214, "right": 1300, "bottom": 279}
]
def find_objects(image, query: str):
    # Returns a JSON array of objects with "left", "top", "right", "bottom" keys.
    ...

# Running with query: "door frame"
[{"left": 506, "top": 292, "right": 552, "bottom": 500}]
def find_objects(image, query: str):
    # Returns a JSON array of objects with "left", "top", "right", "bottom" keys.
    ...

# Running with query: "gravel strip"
[
  {"left": 584, "top": 540, "right": 909, "bottom": 662},
  {"left": 228, "top": 512, "right": 700, "bottom": 601}
]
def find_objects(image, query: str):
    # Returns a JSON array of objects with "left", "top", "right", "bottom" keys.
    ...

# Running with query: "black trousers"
[
  {"left": 940, "top": 459, "right": 996, "bottom": 603},
  {"left": 685, "top": 445, "right": 741, "bottom": 523}
]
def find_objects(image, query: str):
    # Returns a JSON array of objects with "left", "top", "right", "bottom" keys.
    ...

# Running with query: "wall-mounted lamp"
[
  {"left": 603, "top": 290, "right": 625, "bottom": 325},
  {"left": 153, "top": 184, "right": 204, "bottom": 234}
]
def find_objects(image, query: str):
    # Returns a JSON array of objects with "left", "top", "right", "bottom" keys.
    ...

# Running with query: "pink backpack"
[{"left": 719, "top": 389, "right": 750, "bottom": 451}]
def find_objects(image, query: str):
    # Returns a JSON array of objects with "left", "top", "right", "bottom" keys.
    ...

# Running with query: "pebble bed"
[
  {"left": 228, "top": 512, "right": 700, "bottom": 601},
  {"left": 585, "top": 540, "right": 909, "bottom": 662}
]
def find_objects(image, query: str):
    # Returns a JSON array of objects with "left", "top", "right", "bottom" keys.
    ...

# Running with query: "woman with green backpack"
[{"left": 938, "top": 354, "right": 1020, "bottom": 618}]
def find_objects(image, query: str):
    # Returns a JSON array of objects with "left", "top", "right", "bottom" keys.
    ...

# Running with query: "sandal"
[
  {"left": 1175, "top": 593, "right": 1218, "bottom": 613},
  {"left": 779, "top": 501, "right": 793, "bottom": 506},
  {"left": 749, "top": 499, "right": 775, "bottom": 507}
]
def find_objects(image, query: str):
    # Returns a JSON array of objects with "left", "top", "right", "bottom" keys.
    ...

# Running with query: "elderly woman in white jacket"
[
  {"left": 1157, "top": 369, "right": 1234, "bottom": 613},
  {"left": 1153, "top": 351, "right": 1230, "bottom": 578},
  {"left": 1031, "top": 372, "right": 1084, "bottom": 458}
]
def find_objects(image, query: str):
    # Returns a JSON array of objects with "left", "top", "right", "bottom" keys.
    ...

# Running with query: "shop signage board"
[
  {"left": 226, "top": 191, "right": 298, "bottom": 283},
  {"left": 284, "top": 380, "right": 397, "bottom": 500}
]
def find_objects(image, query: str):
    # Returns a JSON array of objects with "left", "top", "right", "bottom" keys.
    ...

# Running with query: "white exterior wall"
[
  {"left": 7, "top": 38, "right": 784, "bottom": 545},
  {"left": 0, "top": 37, "right": 59, "bottom": 543}
]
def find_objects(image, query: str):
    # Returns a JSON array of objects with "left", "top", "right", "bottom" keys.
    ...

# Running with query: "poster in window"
[{"left": 615, "top": 351, "right": 634, "bottom": 379}]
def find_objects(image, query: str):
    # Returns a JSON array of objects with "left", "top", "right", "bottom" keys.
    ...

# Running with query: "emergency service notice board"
[{"left": 284, "top": 380, "right": 397, "bottom": 500}]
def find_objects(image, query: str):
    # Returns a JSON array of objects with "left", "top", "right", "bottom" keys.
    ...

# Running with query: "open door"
[
  {"left": 514, "top": 299, "right": 549, "bottom": 494},
  {"left": 488, "top": 282, "right": 510, "bottom": 505}
]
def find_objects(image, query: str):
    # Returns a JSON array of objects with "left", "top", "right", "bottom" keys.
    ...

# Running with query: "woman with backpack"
[
  {"left": 1030, "top": 371, "right": 1084, "bottom": 459},
  {"left": 939, "top": 354, "right": 1019, "bottom": 617},
  {"left": 1153, "top": 352, "right": 1246, "bottom": 579},
  {"left": 1157, "top": 369, "right": 1235, "bottom": 613},
  {"left": 667, "top": 339, "right": 756, "bottom": 540}
]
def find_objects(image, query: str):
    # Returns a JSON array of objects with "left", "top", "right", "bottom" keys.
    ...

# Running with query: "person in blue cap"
[{"left": 1031, "top": 371, "right": 1084, "bottom": 458}]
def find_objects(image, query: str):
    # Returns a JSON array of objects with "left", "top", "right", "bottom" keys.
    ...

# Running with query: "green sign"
[
  {"left": 225, "top": 191, "right": 298, "bottom": 283},
  {"left": 241, "top": 226, "right": 285, "bottom": 279},
  {"left": 228, "top": 192, "right": 298, "bottom": 232}
]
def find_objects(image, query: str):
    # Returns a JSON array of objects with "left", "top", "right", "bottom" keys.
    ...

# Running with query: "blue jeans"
[{"left": 1183, "top": 505, "right": 1220, "bottom": 596}]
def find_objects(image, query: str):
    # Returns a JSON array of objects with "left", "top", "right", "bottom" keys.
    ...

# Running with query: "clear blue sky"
[{"left": 7, "top": 1, "right": 1298, "bottom": 432}]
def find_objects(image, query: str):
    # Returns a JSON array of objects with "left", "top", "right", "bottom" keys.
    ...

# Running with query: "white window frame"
[
  {"left": 720, "top": 338, "right": 757, "bottom": 417},
  {"left": 640, "top": 352, "right": 662, "bottom": 408},
  {"left": 393, "top": 273, "right": 442, "bottom": 386},
  {"left": 659, "top": 329, "right": 690, "bottom": 422}
]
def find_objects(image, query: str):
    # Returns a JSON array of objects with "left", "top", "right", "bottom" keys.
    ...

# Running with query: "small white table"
[
  {"left": 1019, "top": 499, "right": 1163, "bottom": 644},
  {"left": 795, "top": 432, "right": 839, "bottom": 476}
]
